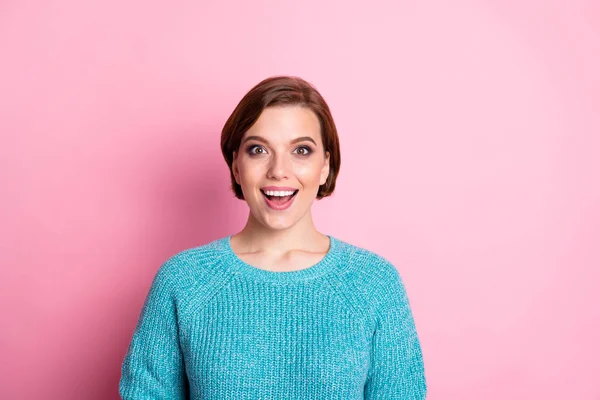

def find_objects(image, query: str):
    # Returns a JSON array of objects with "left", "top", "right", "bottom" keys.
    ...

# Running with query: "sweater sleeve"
[
  {"left": 364, "top": 261, "right": 427, "bottom": 399},
  {"left": 119, "top": 260, "right": 189, "bottom": 399}
]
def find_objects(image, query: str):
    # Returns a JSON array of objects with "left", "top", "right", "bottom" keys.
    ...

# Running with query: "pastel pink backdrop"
[{"left": 1, "top": 0, "right": 598, "bottom": 399}]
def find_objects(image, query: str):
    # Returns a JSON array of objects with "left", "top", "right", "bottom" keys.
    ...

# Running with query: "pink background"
[{"left": 1, "top": 0, "right": 599, "bottom": 398}]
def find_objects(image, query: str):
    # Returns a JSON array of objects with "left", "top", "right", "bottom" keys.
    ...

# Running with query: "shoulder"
[
  {"left": 334, "top": 237, "right": 402, "bottom": 284},
  {"left": 331, "top": 238, "right": 419, "bottom": 332},
  {"left": 331, "top": 237, "right": 408, "bottom": 307},
  {"left": 150, "top": 236, "right": 230, "bottom": 292}
]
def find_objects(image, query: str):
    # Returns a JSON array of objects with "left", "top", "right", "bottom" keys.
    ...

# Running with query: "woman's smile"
[{"left": 261, "top": 188, "right": 299, "bottom": 210}]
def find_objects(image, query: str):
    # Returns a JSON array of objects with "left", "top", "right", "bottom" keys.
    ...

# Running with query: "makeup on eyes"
[{"left": 245, "top": 144, "right": 313, "bottom": 156}]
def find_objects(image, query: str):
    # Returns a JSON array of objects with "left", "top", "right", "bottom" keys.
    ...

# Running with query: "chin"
[
  {"left": 260, "top": 215, "right": 298, "bottom": 231},
  {"left": 247, "top": 195, "right": 312, "bottom": 229},
  {"left": 250, "top": 209, "right": 302, "bottom": 232},
  {"left": 264, "top": 223, "right": 295, "bottom": 231}
]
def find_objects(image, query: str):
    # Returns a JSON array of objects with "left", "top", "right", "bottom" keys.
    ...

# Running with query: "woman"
[{"left": 119, "top": 76, "right": 427, "bottom": 399}]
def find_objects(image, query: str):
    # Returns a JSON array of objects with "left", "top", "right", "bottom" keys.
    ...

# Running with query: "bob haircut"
[{"left": 220, "top": 75, "right": 341, "bottom": 200}]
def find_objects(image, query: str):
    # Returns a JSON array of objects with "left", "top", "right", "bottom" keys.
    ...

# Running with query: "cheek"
[
  {"left": 237, "top": 159, "right": 262, "bottom": 183},
  {"left": 295, "top": 163, "right": 325, "bottom": 184}
]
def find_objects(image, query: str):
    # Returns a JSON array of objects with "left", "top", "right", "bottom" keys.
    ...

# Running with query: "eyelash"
[{"left": 246, "top": 145, "right": 313, "bottom": 156}]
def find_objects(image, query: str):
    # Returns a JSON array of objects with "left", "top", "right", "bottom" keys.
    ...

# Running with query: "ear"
[
  {"left": 320, "top": 151, "right": 330, "bottom": 186},
  {"left": 232, "top": 151, "right": 240, "bottom": 184}
]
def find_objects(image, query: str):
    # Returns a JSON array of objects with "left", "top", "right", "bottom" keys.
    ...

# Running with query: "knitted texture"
[{"left": 119, "top": 235, "right": 427, "bottom": 399}]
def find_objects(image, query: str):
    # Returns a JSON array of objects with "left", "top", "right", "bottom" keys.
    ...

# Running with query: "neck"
[{"left": 233, "top": 210, "right": 327, "bottom": 254}]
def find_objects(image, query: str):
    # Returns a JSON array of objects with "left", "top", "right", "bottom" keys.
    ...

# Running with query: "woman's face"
[{"left": 232, "top": 106, "right": 330, "bottom": 231}]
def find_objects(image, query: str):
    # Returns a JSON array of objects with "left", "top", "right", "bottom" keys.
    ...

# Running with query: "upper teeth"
[{"left": 263, "top": 190, "right": 296, "bottom": 196}]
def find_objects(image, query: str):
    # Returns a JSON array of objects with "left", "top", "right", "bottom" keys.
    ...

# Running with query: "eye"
[
  {"left": 247, "top": 145, "right": 266, "bottom": 155},
  {"left": 294, "top": 146, "right": 313, "bottom": 156}
]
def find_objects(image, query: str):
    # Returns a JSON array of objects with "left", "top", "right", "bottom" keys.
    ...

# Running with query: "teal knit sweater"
[{"left": 119, "top": 235, "right": 427, "bottom": 399}]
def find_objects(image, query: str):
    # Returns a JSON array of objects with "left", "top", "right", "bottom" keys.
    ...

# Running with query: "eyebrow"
[{"left": 242, "top": 135, "right": 317, "bottom": 146}]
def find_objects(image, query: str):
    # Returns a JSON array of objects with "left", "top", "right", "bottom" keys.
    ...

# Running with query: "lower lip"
[{"left": 262, "top": 191, "right": 298, "bottom": 210}]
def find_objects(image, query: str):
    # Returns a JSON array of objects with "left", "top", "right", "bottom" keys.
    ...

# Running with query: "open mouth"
[
  {"left": 260, "top": 189, "right": 298, "bottom": 204},
  {"left": 260, "top": 189, "right": 299, "bottom": 209}
]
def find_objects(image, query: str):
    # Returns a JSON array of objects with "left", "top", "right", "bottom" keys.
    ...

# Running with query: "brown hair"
[{"left": 220, "top": 75, "right": 341, "bottom": 200}]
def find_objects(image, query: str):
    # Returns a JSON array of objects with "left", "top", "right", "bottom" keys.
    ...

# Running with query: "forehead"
[{"left": 245, "top": 106, "right": 321, "bottom": 140}]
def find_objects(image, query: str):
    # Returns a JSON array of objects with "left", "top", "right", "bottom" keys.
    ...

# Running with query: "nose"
[{"left": 267, "top": 152, "right": 290, "bottom": 180}]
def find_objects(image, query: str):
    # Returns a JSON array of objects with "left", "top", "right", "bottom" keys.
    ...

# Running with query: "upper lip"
[{"left": 261, "top": 186, "right": 298, "bottom": 191}]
